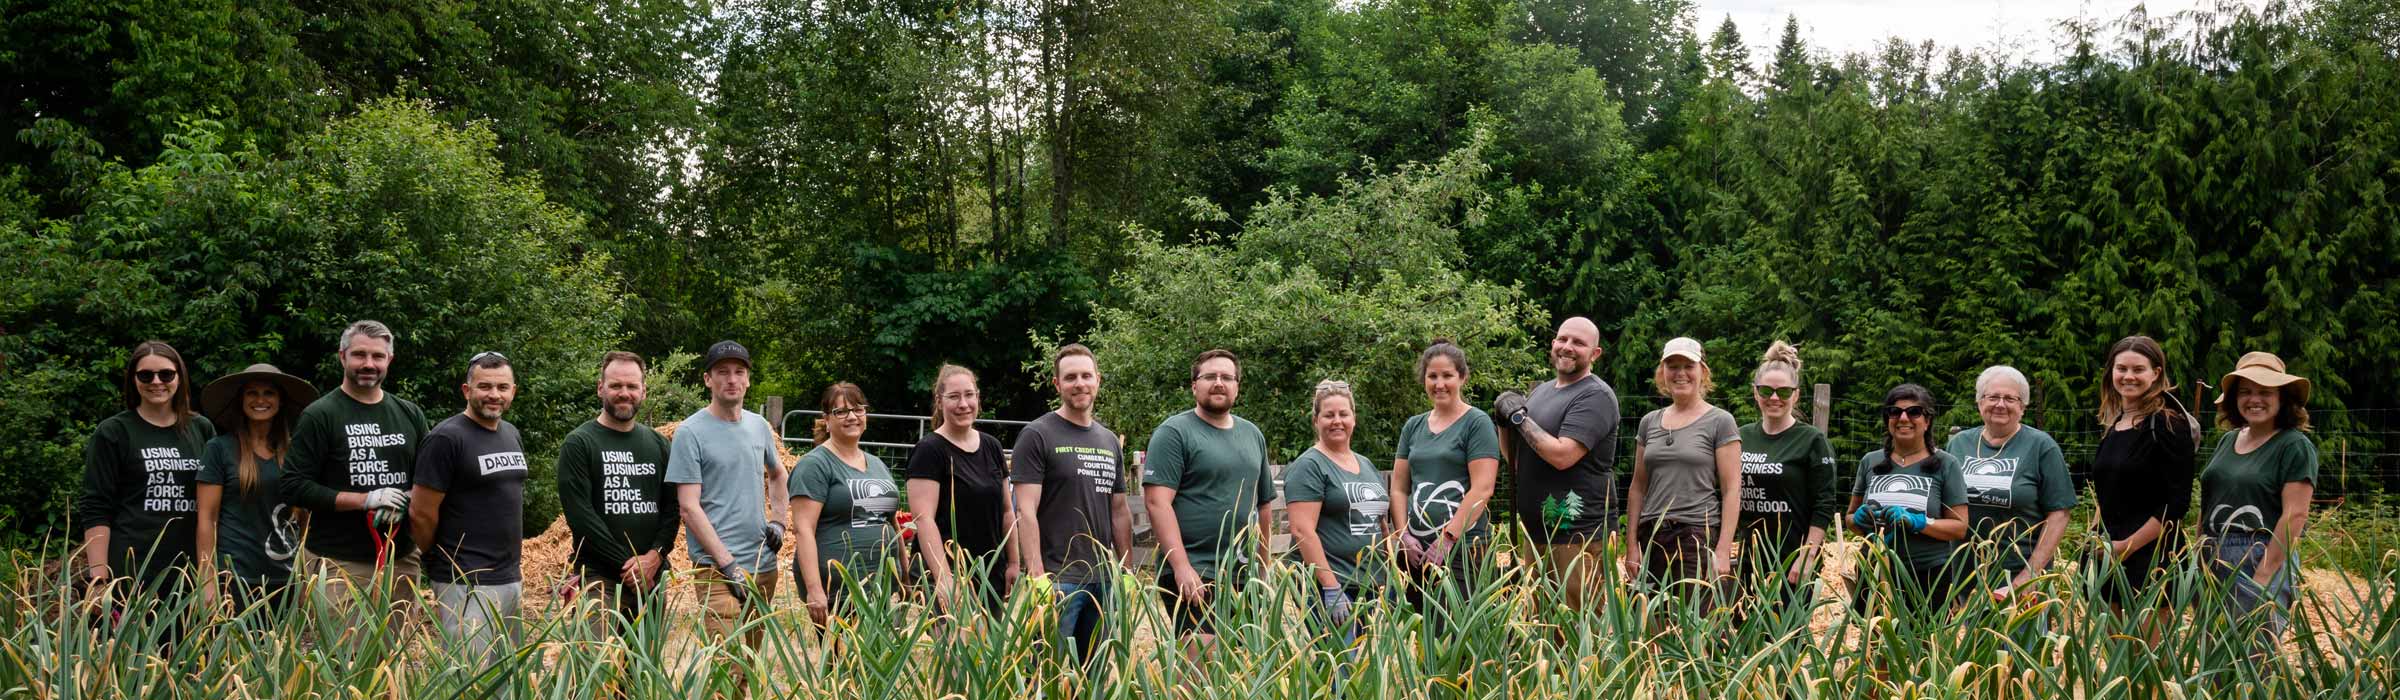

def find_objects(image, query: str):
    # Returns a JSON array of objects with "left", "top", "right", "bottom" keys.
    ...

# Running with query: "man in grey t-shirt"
[
  {"left": 1494, "top": 316, "right": 1622, "bottom": 609},
  {"left": 666, "top": 341, "right": 788, "bottom": 664}
]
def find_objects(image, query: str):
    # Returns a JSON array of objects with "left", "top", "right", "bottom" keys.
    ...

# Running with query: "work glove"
[
  {"left": 1849, "top": 504, "right": 1883, "bottom": 529},
  {"left": 762, "top": 521, "right": 787, "bottom": 555},
  {"left": 1881, "top": 505, "right": 1929, "bottom": 534},
  {"left": 715, "top": 561, "right": 750, "bottom": 606},
  {"left": 1494, "top": 391, "right": 1531, "bottom": 427},
  {"left": 1321, "top": 587, "right": 1354, "bottom": 625}
]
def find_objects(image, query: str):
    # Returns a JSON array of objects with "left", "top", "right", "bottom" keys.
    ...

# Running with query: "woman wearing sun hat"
[
  {"left": 195, "top": 364, "right": 317, "bottom": 610},
  {"left": 2197, "top": 351, "right": 2318, "bottom": 657}
]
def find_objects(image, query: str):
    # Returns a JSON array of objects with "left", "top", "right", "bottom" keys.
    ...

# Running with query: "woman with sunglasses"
[
  {"left": 1943, "top": 366, "right": 2073, "bottom": 602},
  {"left": 790, "top": 382, "right": 904, "bottom": 628},
  {"left": 1388, "top": 340, "right": 1499, "bottom": 624},
  {"left": 195, "top": 364, "right": 316, "bottom": 610},
  {"left": 1731, "top": 341, "right": 1837, "bottom": 608},
  {"left": 2197, "top": 351, "right": 2317, "bottom": 658},
  {"left": 905, "top": 364, "right": 1016, "bottom": 614},
  {"left": 2087, "top": 336, "right": 2196, "bottom": 630},
  {"left": 77, "top": 341, "right": 218, "bottom": 600},
  {"left": 1285, "top": 379, "right": 1393, "bottom": 647},
  {"left": 1620, "top": 337, "right": 1742, "bottom": 599},
  {"left": 1846, "top": 384, "right": 1969, "bottom": 616}
]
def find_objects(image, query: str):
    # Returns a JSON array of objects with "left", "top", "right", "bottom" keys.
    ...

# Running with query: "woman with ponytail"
[
  {"left": 1731, "top": 341, "right": 1838, "bottom": 607},
  {"left": 195, "top": 364, "right": 316, "bottom": 609},
  {"left": 2087, "top": 336, "right": 2198, "bottom": 630},
  {"left": 904, "top": 364, "right": 1017, "bottom": 613},
  {"left": 1845, "top": 383, "right": 1970, "bottom": 616}
]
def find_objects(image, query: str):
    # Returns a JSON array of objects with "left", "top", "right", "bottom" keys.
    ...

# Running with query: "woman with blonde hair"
[
  {"left": 904, "top": 364, "right": 1016, "bottom": 612},
  {"left": 1284, "top": 379, "right": 1392, "bottom": 646},
  {"left": 1620, "top": 337, "right": 1742, "bottom": 599},
  {"left": 1731, "top": 341, "right": 1837, "bottom": 606}
]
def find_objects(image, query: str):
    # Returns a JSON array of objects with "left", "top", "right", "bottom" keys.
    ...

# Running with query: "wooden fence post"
[
  {"left": 763, "top": 395, "right": 784, "bottom": 435},
  {"left": 1812, "top": 383, "right": 1832, "bottom": 434}
]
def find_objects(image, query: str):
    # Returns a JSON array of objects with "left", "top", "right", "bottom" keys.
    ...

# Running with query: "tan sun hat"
[
  {"left": 2214, "top": 351, "right": 2310, "bottom": 406},
  {"left": 1661, "top": 337, "right": 1705, "bottom": 364},
  {"left": 201, "top": 363, "right": 319, "bottom": 429}
]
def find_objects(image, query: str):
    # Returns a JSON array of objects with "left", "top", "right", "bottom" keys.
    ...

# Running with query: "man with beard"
[
  {"left": 1143, "top": 349, "right": 1276, "bottom": 653},
  {"left": 410, "top": 352, "right": 530, "bottom": 669},
  {"left": 280, "top": 320, "right": 432, "bottom": 606},
  {"left": 1493, "top": 317, "right": 1623, "bottom": 610},
  {"left": 1012, "top": 343, "right": 1133, "bottom": 663},
  {"left": 667, "top": 340, "right": 787, "bottom": 692},
  {"left": 555, "top": 351, "right": 678, "bottom": 633}
]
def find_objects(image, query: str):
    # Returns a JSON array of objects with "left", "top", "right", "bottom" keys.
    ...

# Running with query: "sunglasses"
[
  {"left": 135, "top": 369, "right": 180, "bottom": 385},
  {"left": 471, "top": 350, "right": 509, "bottom": 363},
  {"left": 1753, "top": 385, "right": 1799, "bottom": 401},
  {"left": 1881, "top": 405, "right": 1932, "bottom": 419}
]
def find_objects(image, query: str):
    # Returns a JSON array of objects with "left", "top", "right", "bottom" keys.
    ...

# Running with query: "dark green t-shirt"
[
  {"left": 1734, "top": 422, "right": 1838, "bottom": 558},
  {"left": 2199, "top": 429, "right": 2318, "bottom": 538},
  {"left": 196, "top": 434, "right": 298, "bottom": 586},
  {"left": 1282, "top": 448, "right": 1392, "bottom": 589},
  {"left": 278, "top": 390, "right": 429, "bottom": 562},
  {"left": 1143, "top": 410, "right": 1276, "bottom": 580},
  {"left": 1851, "top": 450, "right": 1968, "bottom": 571},
  {"left": 77, "top": 411, "right": 216, "bottom": 581},
  {"left": 555, "top": 420, "right": 678, "bottom": 581},
  {"left": 1946, "top": 426, "right": 2076, "bottom": 573},
  {"left": 788, "top": 447, "right": 902, "bottom": 584},
  {"left": 1394, "top": 407, "right": 1499, "bottom": 543}
]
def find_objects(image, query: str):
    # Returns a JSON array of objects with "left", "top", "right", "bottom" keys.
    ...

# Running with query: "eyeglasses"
[
  {"left": 1980, "top": 394, "right": 2024, "bottom": 405},
  {"left": 1882, "top": 405, "right": 1932, "bottom": 419},
  {"left": 828, "top": 407, "right": 869, "bottom": 418},
  {"left": 1197, "top": 373, "right": 1239, "bottom": 384},
  {"left": 471, "top": 351, "right": 509, "bottom": 363},
  {"left": 135, "top": 369, "right": 179, "bottom": 385},
  {"left": 1753, "top": 385, "right": 1798, "bottom": 401},
  {"left": 940, "top": 391, "right": 980, "bottom": 403}
]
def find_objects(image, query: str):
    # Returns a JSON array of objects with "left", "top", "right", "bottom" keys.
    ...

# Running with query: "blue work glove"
[
  {"left": 1320, "top": 587, "right": 1354, "bottom": 625},
  {"left": 1881, "top": 505, "right": 1929, "bottom": 534},
  {"left": 1850, "top": 504, "right": 1882, "bottom": 529}
]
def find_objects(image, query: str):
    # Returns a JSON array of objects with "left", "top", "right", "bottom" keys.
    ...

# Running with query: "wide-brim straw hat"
[
  {"left": 2214, "top": 351, "right": 2310, "bottom": 406},
  {"left": 201, "top": 364, "right": 318, "bottom": 428}
]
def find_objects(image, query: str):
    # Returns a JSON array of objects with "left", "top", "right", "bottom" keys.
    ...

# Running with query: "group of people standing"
[{"left": 75, "top": 315, "right": 2321, "bottom": 671}]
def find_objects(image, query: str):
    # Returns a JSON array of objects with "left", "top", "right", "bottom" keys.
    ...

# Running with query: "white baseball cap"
[{"left": 1662, "top": 337, "right": 1705, "bottom": 364}]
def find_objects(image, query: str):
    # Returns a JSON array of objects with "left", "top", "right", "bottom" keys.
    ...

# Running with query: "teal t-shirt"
[
  {"left": 1393, "top": 407, "right": 1499, "bottom": 543},
  {"left": 2199, "top": 429, "right": 2318, "bottom": 538},
  {"left": 1282, "top": 447, "right": 1392, "bottom": 589},
  {"left": 196, "top": 435, "right": 299, "bottom": 586},
  {"left": 1945, "top": 426, "right": 2076, "bottom": 573},
  {"left": 1851, "top": 450, "right": 1969, "bottom": 571},
  {"left": 788, "top": 447, "right": 902, "bottom": 584},
  {"left": 1143, "top": 410, "right": 1276, "bottom": 580}
]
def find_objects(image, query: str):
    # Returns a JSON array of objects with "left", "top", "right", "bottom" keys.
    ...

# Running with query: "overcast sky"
[{"left": 1694, "top": 0, "right": 2278, "bottom": 65}]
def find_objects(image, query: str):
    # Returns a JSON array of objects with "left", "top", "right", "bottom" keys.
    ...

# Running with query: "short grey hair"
[
  {"left": 339, "top": 320, "right": 398, "bottom": 353},
  {"left": 1975, "top": 365, "right": 2029, "bottom": 400}
]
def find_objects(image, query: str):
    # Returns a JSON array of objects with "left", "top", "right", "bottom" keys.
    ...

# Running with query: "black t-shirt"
[
  {"left": 279, "top": 390, "right": 430, "bottom": 562},
  {"left": 1009, "top": 412, "right": 1124, "bottom": 584},
  {"left": 2092, "top": 412, "right": 2196, "bottom": 553},
  {"left": 414, "top": 414, "right": 529, "bottom": 585},
  {"left": 555, "top": 419, "right": 678, "bottom": 581},
  {"left": 905, "top": 431, "right": 1011, "bottom": 560},
  {"left": 77, "top": 411, "right": 216, "bottom": 581},
  {"left": 1511, "top": 374, "right": 1622, "bottom": 544}
]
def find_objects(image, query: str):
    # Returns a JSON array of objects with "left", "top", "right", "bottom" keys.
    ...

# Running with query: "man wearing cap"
[
  {"left": 279, "top": 319, "right": 432, "bottom": 608},
  {"left": 556, "top": 351, "right": 678, "bottom": 634},
  {"left": 1493, "top": 316, "right": 1622, "bottom": 609},
  {"left": 409, "top": 351, "right": 530, "bottom": 668},
  {"left": 667, "top": 340, "right": 789, "bottom": 666}
]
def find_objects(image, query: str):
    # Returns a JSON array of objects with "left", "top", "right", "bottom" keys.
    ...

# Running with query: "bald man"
[{"left": 1494, "top": 317, "right": 1622, "bottom": 609}]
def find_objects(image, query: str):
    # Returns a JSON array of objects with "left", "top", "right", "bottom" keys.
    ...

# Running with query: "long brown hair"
[
  {"left": 2097, "top": 335, "right": 2177, "bottom": 426},
  {"left": 229, "top": 380, "right": 295, "bottom": 495},
  {"left": 928, "top": 364, "right": 976, "bottom": 429},
  {"left": 122, "top": 341, "right": 196, "bottom": 435},
  {"left": 813, "top": 382, "right": 868, "bottom": 444}
]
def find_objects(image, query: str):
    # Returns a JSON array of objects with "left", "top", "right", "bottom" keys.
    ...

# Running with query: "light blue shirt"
[{"left": 665, "top": 408, "right": 781, "bottom": 572}]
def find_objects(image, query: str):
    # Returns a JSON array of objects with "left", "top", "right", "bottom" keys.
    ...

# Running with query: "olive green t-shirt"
[
  {"left": 196, "top": 434, "right": 298, "bottom": 586},
  {"left": 788, "top": 447, "right": 902, "bottom": 584},
  {"left": 1634, "top": 407, "right": 1742, "bottom": 527},
  {"left": 554, "top": 419, "right": 679, "bottom": 581},
  {"left": 1945, "top": 426, "right": 2076, "bottom": 574},
  {"left": 1393, "top": 407, "right": 1499, "bottom": 543},
  {"left": 1851, "top": 450, "right": 1969, "bottom": 571},
  {"left": 1282, "top": 448, "right": 1392, "bottom": 589},
  {"left": 1143, "top": 410, "right": 1276, "bottom": 580},
  {"left": 1734, "top": 422, "right": 1839, "bottom": 558},
  {"left": 2199, "top": 429, "right": 2318, "bottom": 538}
]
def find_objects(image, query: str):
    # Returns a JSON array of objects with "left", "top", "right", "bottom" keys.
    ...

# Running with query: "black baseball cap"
[{"left": 703, "top": 340, "right": 752, "bottom": 372}]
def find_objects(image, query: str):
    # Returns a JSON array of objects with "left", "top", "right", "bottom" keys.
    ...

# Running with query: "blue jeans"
[
  {"left": 2206, "top": 532, "right": 2296, "bottom": 655},
  {"left": 1055, "top": 579, "right": 1109, "bottom": 663}
]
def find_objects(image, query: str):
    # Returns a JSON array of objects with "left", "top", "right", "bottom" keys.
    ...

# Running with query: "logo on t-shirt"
[
  {"left": 2209, "top": 504, "right": 2269, "bottom": 534},
  {"left": 1345, "top": 482, "right": 1390, "bottom": 536},
  {"left": 1866, "top": 473, "right": 1934, "bottom": 512},
  {"left": 343, "top": 422, "right": 411, "bottom": 488},
  {"left": 1410, "top": 480, "right": 1465, "bottom": 538},
  {"left": 848, "top": 479, "right": 899, "bottom": 528},
  {"left": 478, "top": 451, "right": 529, "bottom": 476},
  {"left": 1962, "top": 456, "right": 2018, "bottom": 508},
  {"left": 138, "top": 446, "right": 200, "bottom": 514}
]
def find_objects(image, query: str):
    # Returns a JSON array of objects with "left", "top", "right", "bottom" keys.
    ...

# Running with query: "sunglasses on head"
[
  {"left": 1881, "top": 405, "right": 1931, "bottom": 419},
  {"left": 135, "top": 369, "right": 179, "bottom": 384}
]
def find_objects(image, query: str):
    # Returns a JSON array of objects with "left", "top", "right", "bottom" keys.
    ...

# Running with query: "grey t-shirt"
[
  {"left": 1635, "top": 407, "right": 1742, "bottom": 528},
  {"left": 414, "top": 414, "right": 530, "bottom": 585},
  {"left": 1510, "top": 374, "right": 1621, "bottom": 544},
  {"left": 1010, "top": 412, "right": 1124, "bottom": 584},
  {"left": 665, "top": 408, "right": 782, "bottom": 573}
]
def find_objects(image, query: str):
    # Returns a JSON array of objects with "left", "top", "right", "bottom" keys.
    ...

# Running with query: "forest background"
[{"left": 3, "top": 0, "right": 2396, "bottom": 541}]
